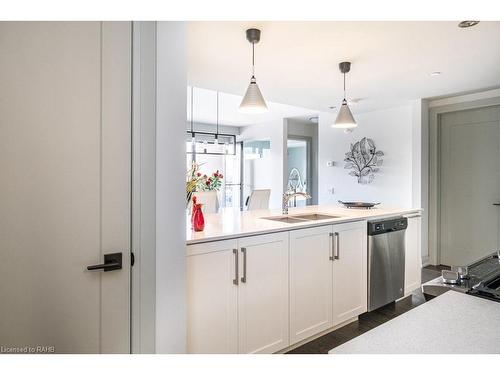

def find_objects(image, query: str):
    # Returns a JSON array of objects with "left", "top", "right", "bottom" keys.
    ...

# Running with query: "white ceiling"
[
  {"left": 188, "top": 21, "right": 500, "bottom": 114},
  {"left": 187, "top": 86, "right": 318, "bottom": 127}
]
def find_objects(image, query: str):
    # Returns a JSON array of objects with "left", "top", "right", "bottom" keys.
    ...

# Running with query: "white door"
[
  {"left": 440, "top": 106, "right": 500, "bottom": 266},
  {"left": 289, "top": 225, "right": 333, "bottom": 345},
  {"left": 0, "top": 22, "right": 131, "bottom": 353},
  {"left": 404, "top": 214, "right": 422, "bottom": 294},
  {"left": 238, "top": 233, "right": 289, "bottom": 354},
  {"left": 332, "top": 222, "right": 367, "bottom": 326},
  {"left": 186, "top": 240, "right": 238, "bottom": 353}
]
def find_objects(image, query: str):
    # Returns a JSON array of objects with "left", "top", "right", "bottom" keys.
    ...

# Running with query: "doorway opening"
[
  {"left": 286, "top": 137, "right": 312, "bottom": 207},
  {"left": 431, "top": 103, "right": 500, "bottom": 266}
]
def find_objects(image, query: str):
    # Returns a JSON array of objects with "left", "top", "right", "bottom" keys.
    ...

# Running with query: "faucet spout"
[{"left": 282, "top": 190, "right": 312, "bottom": 215}]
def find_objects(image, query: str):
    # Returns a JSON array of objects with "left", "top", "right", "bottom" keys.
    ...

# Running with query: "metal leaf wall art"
[{"left": 344, "top": 137, "right": 384, "bottom": 184}]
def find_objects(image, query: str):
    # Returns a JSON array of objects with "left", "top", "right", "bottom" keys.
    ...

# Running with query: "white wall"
[
  {"left": 133, "top": 22, "right": 188, "bottom": 353},
  {"left": 318, "top": 105, "right": 415, "bottom": 208},
  {"left": 239, "top": 120, "right": 287, "bottom": 209},
  {"left": 155, "top": 21, "right": 187, "bottom": 354}
]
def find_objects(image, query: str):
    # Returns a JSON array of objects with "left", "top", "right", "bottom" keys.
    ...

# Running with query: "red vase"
[
  {"left": 191, "top": 196, "right": 197, "bottom": 229},
  {"left": 192, "top": 203, "right": 205, "bottom": 232}
]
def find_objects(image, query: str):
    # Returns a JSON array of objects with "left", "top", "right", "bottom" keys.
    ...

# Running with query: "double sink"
[{"left": 263, "top": 213, "right": 341, "bottom": 224}]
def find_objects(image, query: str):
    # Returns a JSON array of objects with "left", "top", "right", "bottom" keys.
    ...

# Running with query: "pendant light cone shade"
[
  {"left": 332, "top": 99, "right": 357, "bottom": 129},
  {"left": 239, "top": 28, "right": 268, "bottom": 113},
  {"left": 239, "top": 77, "right": 268, "bottom": 113},
  {"left": 332, "top": 61, "right": 357, "bottom": 129}
]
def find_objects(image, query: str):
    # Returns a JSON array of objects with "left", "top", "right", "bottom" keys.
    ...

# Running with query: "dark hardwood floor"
[
  {"left": 422, "top": 264, "right": 449, "bottom": 283},
  {"left": 286, "top": 265, "right": 449, "bottom": 354}
]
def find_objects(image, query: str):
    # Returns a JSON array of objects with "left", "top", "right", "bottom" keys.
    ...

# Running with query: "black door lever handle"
[{"left": 87, "top": 252, "right": 122, "bottom": 272}]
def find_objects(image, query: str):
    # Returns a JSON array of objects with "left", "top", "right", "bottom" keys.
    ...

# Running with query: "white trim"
[
  {"left": 411, "top": 99, "right": 429, "bottom": 264},
  {"left": 427, "top": 94, "right": 500, "bottom": 266},
  {"left": 131, "top": 21, "right": 188, "bottom": 354},
  {"left": 421, "top": 257, "right": 431, "bottom": 267},
  {"left": 428, "top": 88, "right": 500, "bottom": 108},
  {"left": 276, "top": 316, "right": 359, "bottom": 353},
  {"left": 131, "top": 21, "right": 157, "bottom": 354}
]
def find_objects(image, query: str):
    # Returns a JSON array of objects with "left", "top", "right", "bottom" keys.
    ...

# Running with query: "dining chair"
[
  {"left": 191, "top": 191, "right": 219, "bottom": 214},
  {"left": 247, "top": 189, "right": 271, "bottom": 210}
]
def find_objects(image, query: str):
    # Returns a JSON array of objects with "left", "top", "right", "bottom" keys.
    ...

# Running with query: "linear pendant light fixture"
[
  {"left": 332, "top": 61, "right": 357, "bottom": 129},
  {"left": 239, "top": 28, "right": 269, "bottom": 113},
  {"left": 186, "top": 86, "right": 236, "bottom": 156}
]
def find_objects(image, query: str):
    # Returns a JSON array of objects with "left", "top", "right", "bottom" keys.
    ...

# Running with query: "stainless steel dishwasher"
[{"left": 367, "top": 217, "right": 407, "bottom": 311}]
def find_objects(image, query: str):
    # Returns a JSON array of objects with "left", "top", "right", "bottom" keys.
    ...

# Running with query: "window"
[{"left": 186, "top": 141, "right": 242, "bottom": 210}]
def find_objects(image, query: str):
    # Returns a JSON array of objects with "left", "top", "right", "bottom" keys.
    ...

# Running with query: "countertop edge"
[{"left": 186, "top": 208, "right": 422, "bottom": 246}]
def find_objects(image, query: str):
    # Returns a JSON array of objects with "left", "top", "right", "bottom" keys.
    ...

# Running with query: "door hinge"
[{"left": 131, "top": 252, "right": 135, "bottom": 267}]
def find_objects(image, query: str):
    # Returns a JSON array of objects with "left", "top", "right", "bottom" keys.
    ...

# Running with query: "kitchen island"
[
  {"left": 186, "top": 205, "right": 422, "bottom": 354},
  {"left": 187, "top": 205, "right": 421, "bottom": 244},
  {"left": 329, "top": 291, "right": 500, "bottom": 354}
]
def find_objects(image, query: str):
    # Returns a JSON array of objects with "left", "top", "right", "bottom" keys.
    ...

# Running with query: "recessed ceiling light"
[
  {"left": 458, "top": 21, "right": 480, "bottom": 28},
  {"left": 430, "top": 71, "right": 442, "bottom": 76}
]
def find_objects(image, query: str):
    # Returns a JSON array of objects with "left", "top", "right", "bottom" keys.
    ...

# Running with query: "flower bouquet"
[{"left": 186, "top": 163, "right": 224, "bottom": 206}]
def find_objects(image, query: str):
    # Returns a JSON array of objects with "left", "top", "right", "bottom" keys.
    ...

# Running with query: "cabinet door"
[
  {"left": 332, "top": 221, "right": 367, "bottom": 326},
  {"left": 404, "top": 215, "right": 422, "bottom": 295},
  {"left": 289, "top": 225, "right": 333, "bottom": 345},
  {"left": 187, "top": 240, "right": 238, "bottom": 353},
  {"left": 237, "top": 232, "right": 289, "bottom": 354}
]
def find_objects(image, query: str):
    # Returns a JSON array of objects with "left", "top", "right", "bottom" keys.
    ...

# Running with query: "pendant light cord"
[
  {"left": 252, "top": 42, "right": 255, "bottom": 77},
  {"left": 216, "top": 91, "right": 219, "bottom": 139},
  {"left": 343, "top": 72, "right": 346, "bottom": 101},
  {"left": 190, "top": 86, "right": 194, "bottom": 134}
]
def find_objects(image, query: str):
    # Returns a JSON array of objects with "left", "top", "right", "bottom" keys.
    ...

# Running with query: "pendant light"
[
  {"left": 239, "top": 28, "right": 269, "bottom": 114},
  {"left": 186, "top": 86, "right": 237, "bottom": 156},
  {"left": 332, "top": 61, "right": 357, "bottom": 129}
]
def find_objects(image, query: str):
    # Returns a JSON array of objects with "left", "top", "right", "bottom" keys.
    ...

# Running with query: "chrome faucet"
[{"left": 282, "top": 191, "right": 312, "bottom": 215}]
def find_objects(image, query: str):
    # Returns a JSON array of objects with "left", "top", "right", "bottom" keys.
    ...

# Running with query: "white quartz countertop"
[
  {"left": 330, "top": 291, "right": 500, "bottom": 354},
  {"left": 187, "top": 205, "right": 421, "bottom": 245}
]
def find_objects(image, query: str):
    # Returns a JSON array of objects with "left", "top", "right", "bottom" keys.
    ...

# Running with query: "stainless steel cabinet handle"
[
  {"left": 232, "top": 249, "right": 239, "bottom": 285},
  {"left": 329, "top": 233, "right": 334, "bottom": 261},
  {"left": 334, "top": 232, "right": 340, "bottom": 260},
  {"left": 241, "top": 247, "right": 247, "bottom": 283}
]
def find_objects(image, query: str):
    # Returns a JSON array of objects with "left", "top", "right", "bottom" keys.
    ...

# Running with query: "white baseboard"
[
  {"left": 277, "top": 316, "right": 359, "bottom": 353},
  {"left": 421, "top": 255, "right": 432, "bottom": 267}
]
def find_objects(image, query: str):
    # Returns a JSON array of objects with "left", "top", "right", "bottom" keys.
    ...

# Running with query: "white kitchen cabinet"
[
  {"left": 289, "top": 225, "right": 333, "bottom": 344},
  {"left": 238, "top": 232, "right": 289, "bottom": 354},
  {"left": 187, "top": 239, "right": 238, "bottom": 354},
  {"left": 187, "top": 233, "right": 289, "bottom": 354},
  {"left": 404, "top": 214, "right": 422, "bottom": 295},
  {"left": 289, "top": 221, "right": 367, "bottom": 344},
  {"left": 332, "top": 222, "right": 367, "bottom": 326},
  {"left": 188, "top": 220, "right": 369, "bottom": 353}
]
